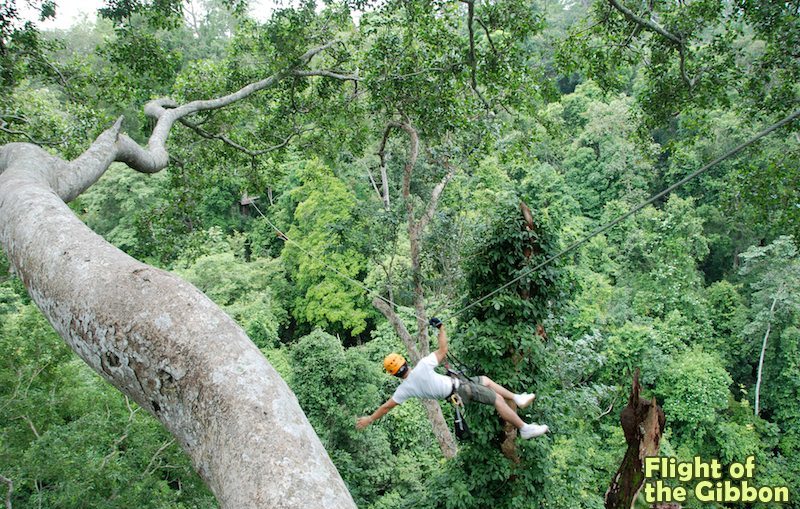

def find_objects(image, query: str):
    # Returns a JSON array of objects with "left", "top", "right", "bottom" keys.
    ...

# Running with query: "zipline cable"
[{"left": 438, "top": 108, "right": 800, "bottom": 323}]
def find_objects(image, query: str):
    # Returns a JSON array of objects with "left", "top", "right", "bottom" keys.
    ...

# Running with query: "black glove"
[{"left": 429, "top": 317, "right": 443, "bottom": 329}]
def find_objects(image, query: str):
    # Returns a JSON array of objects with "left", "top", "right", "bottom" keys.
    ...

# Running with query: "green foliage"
[
  {"left": 656, "top": 348, "right": 732, "bottom": 431},
  {"left": 738, "top": 236, "right": 800, "bottom": 428},
  {"left": 704, "top": 280, "right": 748, "bottom": 372},
  {"left": 3, "top": 0, "right": 799, "bottom": 505},
  {"left": 606, "top": 196, "right": 710, "bottom": 322},
  {"left": 559, "top": 0, "right": 799, "bottom": 124},
  {"left": 427, "top": 195, "right": 608, "bottom": 509},
  {"left": 72, "top": 163, "right": 168, "bottom": 254},
  {"left": 560, "top": 88, "right": 657, "bottom": 218},
  {"left": 0, "top": 0, "right": 56, "bottom": 91},
  {"left": 281, "top": 159, "right": 371, "bottom": 337}
]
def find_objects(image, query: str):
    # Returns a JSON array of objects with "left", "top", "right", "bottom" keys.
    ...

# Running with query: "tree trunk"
[
  {"left": 605, "top": 369, "right": 665, "bottom": 509},
  {"left": 755, "top": 296, "right": 779, "bottom": 416},
  {"left": 0, "top": 474, "right": 12, "bottom": 509},
  {"left": 0, "top": 140, "right": 356, "bottom": 509},
  {"left": 0, "top": 41, "right": 359, "bottom": 507},
  {"left": 370, "top": 119, "right": 458, "bottom": 458}
]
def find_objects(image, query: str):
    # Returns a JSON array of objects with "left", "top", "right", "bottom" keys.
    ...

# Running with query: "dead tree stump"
[{"left": 605, "top": 369, "right": 666, "bottom": 509}]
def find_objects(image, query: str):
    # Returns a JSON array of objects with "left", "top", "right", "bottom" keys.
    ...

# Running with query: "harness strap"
[{"left": 448, "top": 374, "right": 463, "bottom": 406}]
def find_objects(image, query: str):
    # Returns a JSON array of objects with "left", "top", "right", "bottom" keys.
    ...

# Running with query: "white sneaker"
[
  {"left": 520, "top": 423, "right": 549, "bottom": 439},
  {"left": 514, "top": 392, "right": 536, "bottom": 408}
]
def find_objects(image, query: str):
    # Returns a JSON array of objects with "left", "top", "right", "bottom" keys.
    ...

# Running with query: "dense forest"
[{"left": 1, "top": 0, "right": 798, "bottom": 507}]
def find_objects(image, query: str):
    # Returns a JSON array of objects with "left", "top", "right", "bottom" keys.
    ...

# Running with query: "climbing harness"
[
  {"left": 446, "top": 376, "right": 471, "bottom": 441},
  {"left": 443, "top": 353, "right": 473, "bottom": 441},
  {"left": 451, "top": 394, "right": 470, "bottom": 441}
]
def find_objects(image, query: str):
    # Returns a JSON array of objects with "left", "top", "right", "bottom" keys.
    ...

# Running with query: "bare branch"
[
  {"left": 597, "top": 402, "right": 615, "bottom": 419},
  {"left": 293, "top": 69, "right": 360, "bottom": 81},
  {"left": 476, "top": 17, "right": 499, "bottom": 57},
  {"left": 0, "top": 119, "right": 66, "bottom": 147},
  {"left": 606, "top": 0, "right": 695, "bottom": 88},
  {"left": 607, "top": 0, "right": 682, "bottom": 46},
  {"left": 141, "top": 439, "right": 177, "bottom": 478},
  {"left": 0, "top": 364, "right": 51, "bottom": 414},
  {"left": 299, "top": 39, "right": 342, "bottom": 62},
  {"left": 101, "top": 395, "right": 141, "bottom": 468},
  {"left": 418, "top": 161, "right": 457, "bottom": 234},
  {"left": 461, "top": 0, "right": 492, "bottom": 110},
  {"left": 678, "top": 46, "right": 693, "bottom": 89},
  {"left": 17, "top": 415, "right": 40, "bottom": 439},
  {"left": 0, "top": 474, "right": 12, "bottom": 509},
  {"left": 366, "top": 165, "right": 384, "bottom": 205},
  {"left": 179, "top": 117, "right": 312, "bottom": 157},
  {"left": 372, "top": 297, "right": 420, "bottom": 362},
  {"left": 376, "top": 124, "right": 394, "bottom": 210}
]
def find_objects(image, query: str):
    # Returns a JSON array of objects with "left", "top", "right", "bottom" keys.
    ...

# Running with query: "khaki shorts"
[{"left": 455, "top": 376, "right": 496, "bottom": 406}]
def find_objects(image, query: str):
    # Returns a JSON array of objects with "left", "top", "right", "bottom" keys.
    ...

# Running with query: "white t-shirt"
[{"left": 391, "top": 352, "right": 453, "bottom": 404}]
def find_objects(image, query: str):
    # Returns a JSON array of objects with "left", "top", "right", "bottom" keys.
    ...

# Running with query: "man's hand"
[{"left": 356, "top": 416, "right": 373, "bottom": 430}]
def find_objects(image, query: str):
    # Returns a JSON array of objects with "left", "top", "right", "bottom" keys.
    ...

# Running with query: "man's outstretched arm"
[
  {"left": 356, "top": 398, "right": 399, "bottom": 429},
  {"left": 433, "top": 321, "right": 447, "bottom": 364}
]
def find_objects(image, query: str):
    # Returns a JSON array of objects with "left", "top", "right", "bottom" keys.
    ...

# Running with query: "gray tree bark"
[
  {"left": 0, "top": 43, "right": 357, "bottom": 509},
  {"left": 755, "top": 295, "right": 779, "bottom": 416},
  {"left": 372, "top": 119, "right": 458, "bottom": 459}
]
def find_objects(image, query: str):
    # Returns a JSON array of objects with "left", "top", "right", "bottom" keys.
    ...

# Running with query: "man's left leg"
[{"left": 478, "top": 376, "right": 535, "bottom": 408}]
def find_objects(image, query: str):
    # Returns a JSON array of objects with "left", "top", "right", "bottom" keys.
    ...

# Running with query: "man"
[{"left": 356, "top": 318, "right": 549, "bottom": 440}]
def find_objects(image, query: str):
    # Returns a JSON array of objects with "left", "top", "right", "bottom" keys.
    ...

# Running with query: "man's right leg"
[{"left": 462, "top": 380, "right": 548, "bottom": 439}]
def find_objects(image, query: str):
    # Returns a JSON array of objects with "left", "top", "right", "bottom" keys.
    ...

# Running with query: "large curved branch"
[
  {"left": 606, "top": 0, "right": 693, "bottom": 87},
  {"left": 117, "top": 41, "right": 342, "bottom": 175},
  {"left": 0, "top": 142, "right": 356, "bottom": 509},
  {"left": 0, "top": 40, "right": 358, "bottom": 509}
]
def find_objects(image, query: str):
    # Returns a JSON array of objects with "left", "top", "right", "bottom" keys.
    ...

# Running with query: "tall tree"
[
  {"left": 738, "top": 236, "right": 800, "bottom": 417},
  {"left": 0, "top": 37, "right": 360, "bottom": 509},
  {"left": 363, "top": 0, "right": 547, "bottom": 458}
]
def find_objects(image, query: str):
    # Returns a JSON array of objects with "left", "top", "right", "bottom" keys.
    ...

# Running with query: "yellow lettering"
[
  {"left": 644, "top": 457, "right": 661, "bottom": 478},
  {"left": 677, "top": 462, "right": 693, "bottom": 482},
  {"left": 773, "top": 486, "right": 790, "bottom": 502},
  {"left": 643, "top": 482, "right": 657, "bottom": 503},
  {"left": 725, "top": 480, "right": 742, "bottom": 501},
  {"left": 696, "top": 481, "right": 715, "bottom": 502},
  {"left": 744, "top": 455, "right": 756, "bottom": 478}
]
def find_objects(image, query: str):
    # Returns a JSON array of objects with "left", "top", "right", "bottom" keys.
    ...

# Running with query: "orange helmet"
[{"left": 383, "top": 353, "right": 407, "bottom": 376}]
